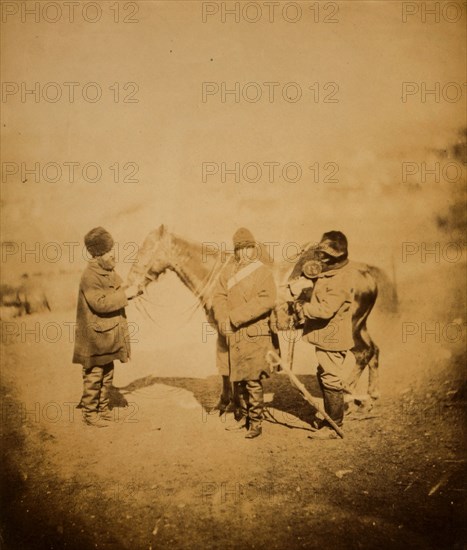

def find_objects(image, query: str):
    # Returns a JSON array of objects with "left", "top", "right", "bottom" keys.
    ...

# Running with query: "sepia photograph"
[{"left": 0, "top": 1, "right": 466, "bottom": 548}]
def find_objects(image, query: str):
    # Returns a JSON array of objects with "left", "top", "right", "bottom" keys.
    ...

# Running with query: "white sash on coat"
[{"left": 227, "top": 260, "right": 262, "bottom": 290}]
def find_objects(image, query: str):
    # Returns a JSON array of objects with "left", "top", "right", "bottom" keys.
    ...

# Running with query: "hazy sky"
[{"left": 1, "top": 1, "right": 466, "bottom": 270}]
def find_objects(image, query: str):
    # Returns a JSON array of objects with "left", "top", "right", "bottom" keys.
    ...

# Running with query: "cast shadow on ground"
[{"left": 108, "top": 372, "right": 323, "bottom": 431}]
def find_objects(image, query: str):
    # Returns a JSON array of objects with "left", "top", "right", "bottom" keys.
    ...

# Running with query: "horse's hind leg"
[
  {"left": 367, "top": 344, "right": 380, "bottom": 400},
  {"left": 343, "top": 347, "right": 375, "bottom": 417},
  {"left": 345, "top": 345, "right": 371, "bottom": 394},
  {"left": 346, "top": 343, "right": 380, "bottom": 401},
  {"left": 343, "top": 350, "right": 368, "bottom": 416},
  {"left": 357, "top": 325, "right": 380, "bottom": 400},
  {"left": 345, "top": 324, "right": 380, "bottom": 400}
]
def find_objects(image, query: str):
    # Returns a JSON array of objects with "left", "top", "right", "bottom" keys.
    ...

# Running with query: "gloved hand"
[
  {"left": 288, "top": 277, "right": 314, "bottom": 298},
  {"left": 293, "top": 300, "right": 306, "bottom": 325}
]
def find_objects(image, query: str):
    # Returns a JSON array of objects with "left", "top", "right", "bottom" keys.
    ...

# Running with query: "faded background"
[{"left": 1, "top": 1, "right": 466, "bottom": 549}]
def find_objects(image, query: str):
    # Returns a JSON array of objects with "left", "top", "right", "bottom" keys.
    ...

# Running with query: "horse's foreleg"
[
  {"left": 216, "top": 335, "right": 232, "bottom": 411},
  {"left": 220, "top": 375, "right": 233, "bottom": 404}
]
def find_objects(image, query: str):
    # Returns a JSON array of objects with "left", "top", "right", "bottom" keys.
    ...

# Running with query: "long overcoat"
[
  {"left": 212, "top": 259, "right": 277, "bottom": 382},
  {"left": 72, "top": 261, "right": 130, "bottom": 368}
]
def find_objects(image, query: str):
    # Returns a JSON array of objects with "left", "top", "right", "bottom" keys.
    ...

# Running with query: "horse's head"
[{"left": 127, "top": 224, "right": 173, "bottom": 289}]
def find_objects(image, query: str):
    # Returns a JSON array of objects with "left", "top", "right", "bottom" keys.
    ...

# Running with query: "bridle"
[{"left": 133, "top": 230, "right": 226, "bottom": 323}]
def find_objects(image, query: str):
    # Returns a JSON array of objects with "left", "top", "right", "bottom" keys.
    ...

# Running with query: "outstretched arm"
[{"left": 82, "top": 275, "right": 128, "bottom": 314}]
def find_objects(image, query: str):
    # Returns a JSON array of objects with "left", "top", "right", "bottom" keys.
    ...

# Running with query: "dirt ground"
[{"left": 1, "top": 260, "right": 466, "bottom": 550}]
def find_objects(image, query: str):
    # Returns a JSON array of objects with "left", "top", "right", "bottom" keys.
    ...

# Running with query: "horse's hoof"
[
  {"left": 345, "top": 398, "right": 374, "bottom": 417},
  {"left": 214, "top": 399, "right": 232, "bottom": 415},
  {"left": 344, "top": 393, "right": 370, "bottom": 404}
]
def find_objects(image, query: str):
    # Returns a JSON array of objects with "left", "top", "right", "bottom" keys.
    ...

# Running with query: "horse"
[
  {"left": 0, "top": 283, "right": 22, "bottom": 319},
  {"left": 0, "top": 275, "right": 51, "bottom": 318},
  {"left": 127, "top": 225, "right": 396, "bottom": 406},
  {"left": 16, "top": 273, "right": 51, "bottom": 315}
]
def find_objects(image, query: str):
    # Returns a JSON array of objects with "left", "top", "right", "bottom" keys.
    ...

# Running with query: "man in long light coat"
[{"left": 212, "top": 228, "right": 277, "bottom": 439}]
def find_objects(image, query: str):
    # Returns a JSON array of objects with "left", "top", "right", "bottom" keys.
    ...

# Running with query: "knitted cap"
[
  {"left": 233, "top": 227, "right": 255, "bottom": 250},
  {"left": 84, "top": 227, "right": 114, "bottom": 257}
]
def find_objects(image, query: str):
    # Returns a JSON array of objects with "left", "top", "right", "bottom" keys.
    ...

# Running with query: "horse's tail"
[{"left": 367, "top": 264, "right": 399, "bottom": 314}]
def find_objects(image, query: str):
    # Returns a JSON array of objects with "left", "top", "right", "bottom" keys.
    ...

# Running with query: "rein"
[
  {"left": 134, "top": 231, "right": 226, "bottom": 324},
  {"left": 192, "top": 253, "right": 231, "bottom": 310},
  {"left": 131, "top": 230, "right": 309, "bottom": 325}
]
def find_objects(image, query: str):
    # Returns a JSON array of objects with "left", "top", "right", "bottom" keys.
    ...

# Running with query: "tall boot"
[
  {"left": 98, "top": 362, "right": 114, "bottom": 421},
  {"left": 322, "top": 388, "right": 344, "bottom": 427},
  {"left": 308, "top": 388, "right": 344, "bottom": 440},
  {"left": 81, "top": 365, "right": 107, "bottom": 428},
  {"left": 245, "top": 380, "right": 263, "bottom": 439},
  {"left": 311, "top": 368, "right": 327, "bottom": 430}
]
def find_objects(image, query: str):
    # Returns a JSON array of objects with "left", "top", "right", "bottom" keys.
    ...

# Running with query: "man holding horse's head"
[
  {"left": 73, "top": 227, "right": 140, "bottom": 427},
  {"left": 212, "top": 227, "right": 277, "bottom": 439},
  {"left": 296, "top": 230, "right": 356, "bottom": 439}
]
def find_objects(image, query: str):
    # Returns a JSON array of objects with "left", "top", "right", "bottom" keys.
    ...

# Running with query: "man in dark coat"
[
  {"left": 212, "top": 228, "right": 277, "bottom": 439},
  {"left": 297, "top": 230, "right": 356, "bottom": 439},
  {"left": 73, "top": 227, "right": 139, "bottom": 427}
]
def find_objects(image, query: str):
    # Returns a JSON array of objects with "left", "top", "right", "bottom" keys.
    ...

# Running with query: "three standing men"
[
  {"left": 73, "top": 227, "right": 139, "bottom": 427},
  {"left": 213, "top": 228, "right": 277, "bottom": 439},
  {"left": 73, "top": 225, "right": 354, "bottom": 437}
]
